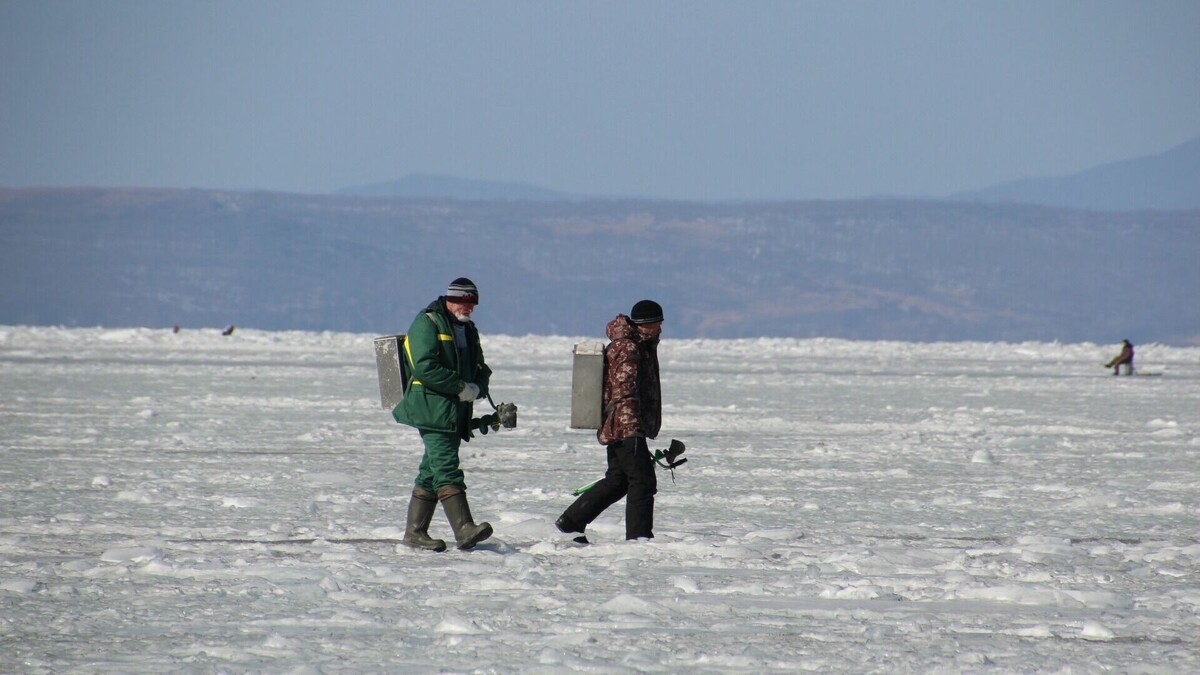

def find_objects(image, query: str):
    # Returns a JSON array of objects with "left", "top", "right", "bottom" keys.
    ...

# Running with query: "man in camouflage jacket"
[{"left": 556, "top": 299, "right": 664, "bottom": 541}]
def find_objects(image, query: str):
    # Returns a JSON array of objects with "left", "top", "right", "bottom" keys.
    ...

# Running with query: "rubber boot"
[
  {"left": 402, "top": 487, "right": 447, "bottom": 552},
  {"left": 437, "top": 486, "right": 493, "bottom": 549}
]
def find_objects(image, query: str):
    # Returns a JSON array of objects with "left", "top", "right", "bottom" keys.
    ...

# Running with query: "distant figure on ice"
[
  {"left": 556, "top": 299, "right": 669, "bottom": 542},
  {"left": 392, "top": 278, "right": 504, "bottom": 551},
  {"left": 221, "top": 325, "right": 236, "bottom": 336},
  {"left": 1105, "top": 339, "right": 1134, "bottom": 376}
]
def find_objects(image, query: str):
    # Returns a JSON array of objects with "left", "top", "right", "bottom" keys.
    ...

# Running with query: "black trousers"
[{"left": 561, "top": 437, "right": 657, "bottom": 539}]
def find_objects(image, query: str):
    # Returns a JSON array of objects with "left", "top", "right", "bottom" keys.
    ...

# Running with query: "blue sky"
[{"left": 2, "top": 1, "right": 1199, "bottom": 200}]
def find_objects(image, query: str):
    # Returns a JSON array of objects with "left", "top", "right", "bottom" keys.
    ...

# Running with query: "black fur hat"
[{"left": 630, "top": 299, "right": 663, "bottom": 324}]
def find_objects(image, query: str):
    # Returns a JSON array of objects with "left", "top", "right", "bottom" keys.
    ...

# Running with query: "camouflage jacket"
[{"left": 598, "top": 314, "right": 661, "bottom": 445}]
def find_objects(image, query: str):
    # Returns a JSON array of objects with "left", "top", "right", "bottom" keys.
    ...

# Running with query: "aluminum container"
[
  {"left": 374, "top": 335, "right": 409, "bottom": 410},
  {"left": 570, "top": 341, "right": 605, "bottom": 429}
]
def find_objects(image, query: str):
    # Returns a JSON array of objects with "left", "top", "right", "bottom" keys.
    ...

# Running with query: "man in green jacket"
[{"left": 393, "top": 278, "right": 495, "bottom": 551}]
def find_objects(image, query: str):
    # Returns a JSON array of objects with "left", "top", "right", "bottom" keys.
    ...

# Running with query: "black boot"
[
  {"left": 437, "top": 486, "right": 493, "bottom": 550},
  {"left": 555, "top": 514, "right": 590, "bottom": 544},
  {"left": 555, "top": 513, "right": 584, "bottom": 534},
  {"left": 403, "top": 487, "right": 447, "bottom": 552}
]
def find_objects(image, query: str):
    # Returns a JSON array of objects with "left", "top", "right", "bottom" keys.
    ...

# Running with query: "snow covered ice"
[{"left": 2, "top": 325, "right": 1199, "bottom": 673}]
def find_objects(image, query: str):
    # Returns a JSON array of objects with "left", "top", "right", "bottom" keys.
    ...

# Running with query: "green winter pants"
[{"left": 415, "top": 430, "right": 465, "bottom": 491}]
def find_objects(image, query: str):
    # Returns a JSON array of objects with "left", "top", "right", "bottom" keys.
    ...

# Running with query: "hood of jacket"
[
  {"left": 606, "top": 313, "right": 659, "bottom": 348},
  {"left": 606, "top": 314, "right": 636, "bottom": 342}
]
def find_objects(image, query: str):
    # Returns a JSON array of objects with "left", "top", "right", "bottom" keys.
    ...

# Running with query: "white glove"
[{"left": 458, "top": 382, "right": 480, "bottom": 402}]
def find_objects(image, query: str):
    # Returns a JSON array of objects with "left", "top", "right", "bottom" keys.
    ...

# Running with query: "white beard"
[{"left": 451, "top": 309, "right": 473, "bottom": 322}]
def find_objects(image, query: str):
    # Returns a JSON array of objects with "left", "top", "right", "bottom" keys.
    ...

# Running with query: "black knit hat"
[
  {"left": 446, "top": 277, "right": 479, "bottom": 304},
  {"left": 630, "top": 299, "right": 663, "bottom": 324}
]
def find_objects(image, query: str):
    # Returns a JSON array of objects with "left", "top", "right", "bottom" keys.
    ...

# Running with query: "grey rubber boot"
[
  {"left": 402, "top": 487, "right": 447, "bottom": 552},
  {"left": 437, "top": 485, "right": 493, "bottom": 550}
]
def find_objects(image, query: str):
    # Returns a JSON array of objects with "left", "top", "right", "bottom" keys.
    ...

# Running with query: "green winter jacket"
[{"left": 391, "top": 298, "right": 492, "bottom": 439}]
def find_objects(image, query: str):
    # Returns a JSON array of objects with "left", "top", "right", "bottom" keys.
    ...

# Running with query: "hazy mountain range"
[
  {"left": 2, "top": 187, "right": 1196, "bottom": 345},
  {"left": 339, "top": 137, "right": 1200, "bottom": 211},
  {"left": 949, "top": 137, "right": 1200, "bottom": 211}
]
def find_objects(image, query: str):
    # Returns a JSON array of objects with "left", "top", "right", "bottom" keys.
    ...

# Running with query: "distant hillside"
[
  {"left": 336, "top": 173, "right": 585, "bottom": 202},
  {"left": 952, "top": 137, "right": 1200, "bottom": 211},
  {"left": 1, "top": 187, "right": 1197, "bottom": 345},
  {"left": 343, "top": 137, "right": 1200, "bottom": 210}
]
